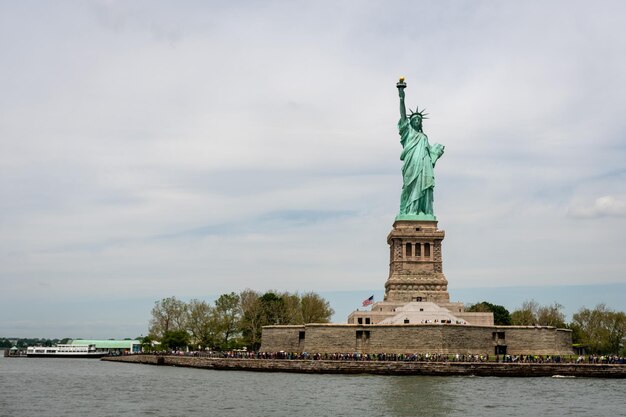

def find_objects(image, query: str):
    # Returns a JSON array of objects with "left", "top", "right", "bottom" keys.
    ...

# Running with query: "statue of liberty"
[{"left": 396, "top": 77, "right": 444, "bottom": 220}]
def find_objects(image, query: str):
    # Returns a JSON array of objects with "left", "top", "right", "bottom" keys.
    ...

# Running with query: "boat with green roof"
[{"left": 26, "top": 344, "right": 108, "bottom": 358}]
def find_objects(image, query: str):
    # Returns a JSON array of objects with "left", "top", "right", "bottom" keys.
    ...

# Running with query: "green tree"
[
  {"left": 213, "top": 293, "right": 241, "bottom": 350},
  {"left": 510, "top": 300, "right": 540, "bottom": 325},
  {"left": 571, "top": 304, "right": 626, "bottom": 354},
  {"left": 510, "top": 300, "right": 567, "bottom": 327},
  {"left": 466, "top": 301, "right": 511, "bottom": 325},
  {"left": 149, "top": 296, "right": 188, "bottom": 339},
  {"left": 239, "top": 290, "right": 288, "bottom": 350},
  {"left": 239, "top": 289, "right": 263, "bottom": 350},
  {"left": 161, "top": 329, "right": 190, "bottom": 351},
  {"left": 238, "top": 290, "right": 335, "bottom": 349},
  {"left": 300, "top": 292, "right": 334, "bottom": 323},
  {"left": 536, "top": 302, "right": 566, "bottom": 328},
  {"left": 186, "top": 299, "right": 216, "bottom": 350},
  {"left": 260, "top": 292, "right": 288, "bottom": 325},
  {"left": 282, "top": 292, "right": 303, "bottom": 324},
  {"left": 140, "top": 335, "right": 154, "bottom": 352},
  {"left": 0, "top": 338, "right": 12, "bottom": 348},
  {"left": 15, "top": 338, "right": 56, "bottom": 348}
]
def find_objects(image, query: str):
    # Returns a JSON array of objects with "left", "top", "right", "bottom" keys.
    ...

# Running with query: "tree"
[
  {"left": 149, "top": 297, "right": 188, "bottom": 339},
  {"left": 571, "top": 304, "right": 626, "bottom": 354},
  {"left": 145, "top": 289, "right": 335, "bottom": 351},
  {"left": 300, "top": 292, "right": 334, "bottom": 323},
  {"left": 510, "top": 300, "right": 567, "bottom": 327},
  {"left": 239, "top": 289, "right": 263, "bottom": 350},
  {"left": 239, "top": 290, "right": 288, "bottom": 350},
  {"left": 466, "top": 301, "right": 511, "bottom": 325},
  {"left": 161, "top": 329, "right": 190, "bottom": 351},
  {"left": 186, "top": 299, "right": 215, "bottom": 350},
  {"left": 213, "top": 293, "right": 241, "bottom": 350},
  {"left": 536, "top": 302, "right": 566, "bottom": 328},
  {"left": 511, "top": 300, "right": 540, "bottom": 325},
  {"left": 140, "top": 335, "right": 155, "bottom": 352},
  {"left": 282, "top": 292, "right": 303, "bottom": 324},
  {"left": 260, "top": 292, "right": 288, "bottom": 325}
]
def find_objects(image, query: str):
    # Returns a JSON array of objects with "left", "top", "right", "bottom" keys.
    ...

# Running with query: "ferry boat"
[{"left": 26, "top": 344, "right": 108, "bottom": 358}]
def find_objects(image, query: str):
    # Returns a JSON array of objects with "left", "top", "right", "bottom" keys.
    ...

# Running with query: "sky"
[{"left": 1, "top": 1, "right": 625, "bottom": 338}]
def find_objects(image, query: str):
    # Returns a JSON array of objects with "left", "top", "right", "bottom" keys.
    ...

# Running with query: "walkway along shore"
[{"left": 102, "top": 355, "right": 626, "bottom": 378}]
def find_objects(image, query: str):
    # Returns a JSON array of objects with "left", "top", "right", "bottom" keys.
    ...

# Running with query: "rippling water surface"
[{"left": 1, "top": 356, "right": 625, "bottom": 417}]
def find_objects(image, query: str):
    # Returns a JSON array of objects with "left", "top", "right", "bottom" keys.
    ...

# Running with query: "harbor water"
[{"left": 1, "top": 355, "right": 624, "bottom": 417}]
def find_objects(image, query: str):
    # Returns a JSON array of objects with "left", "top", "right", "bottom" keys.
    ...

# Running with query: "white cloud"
[{"left": 568, "top": 195, "right": 626, "bottom": 218}]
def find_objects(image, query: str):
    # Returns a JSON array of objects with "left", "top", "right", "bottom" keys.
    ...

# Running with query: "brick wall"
[
  {"left": 303, "top": 325, "right": 358, "bottom": 352},
  {"left": 259, "top": 325, "right": 303, "bottom": 352},
  {"left": 261, "top": 323, "right": 574, "bottom": 355}
]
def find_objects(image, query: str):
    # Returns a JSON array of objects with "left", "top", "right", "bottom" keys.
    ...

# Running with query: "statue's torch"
[{"left": 397, "top": 76, "right": 406, "bottom": 90}]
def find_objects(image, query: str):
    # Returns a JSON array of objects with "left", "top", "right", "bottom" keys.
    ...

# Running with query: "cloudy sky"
[{"left": 1, "top": 1, "right": 625, "bottom": 338}]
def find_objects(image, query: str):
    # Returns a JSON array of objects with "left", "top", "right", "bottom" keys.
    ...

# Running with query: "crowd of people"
[
  {"left": 576, "top": 354, "right": 625, "bottom": 364},
  {"left": 158, "top": 350, "right": 626, "bottom": 364}
]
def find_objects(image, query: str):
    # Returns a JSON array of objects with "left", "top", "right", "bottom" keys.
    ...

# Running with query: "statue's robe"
[{"left": 398, "top": 117, "right": 445, "bottom": 215}]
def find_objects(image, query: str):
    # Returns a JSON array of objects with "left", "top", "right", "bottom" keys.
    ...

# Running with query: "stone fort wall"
[
  {"left": 102, "top": 355, "right": 626, "bottom": 378},
  {"left": 261, "top": 324, "right": 573, "bottom": 355},
  {"left": 257, "top": 325, "right": 304, "bottom": 352}
]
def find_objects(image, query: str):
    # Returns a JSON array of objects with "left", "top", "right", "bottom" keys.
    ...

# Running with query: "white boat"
[{"left": 26, "top": 344, "right": 108, "bottom": 358}]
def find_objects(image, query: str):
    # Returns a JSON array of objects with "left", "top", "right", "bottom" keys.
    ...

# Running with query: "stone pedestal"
[{"left": 384, "top": 220, "right": 449, "bottom": 303}]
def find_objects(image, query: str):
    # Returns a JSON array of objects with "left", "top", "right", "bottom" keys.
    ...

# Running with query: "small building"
[{"left": 349, "top": 301, "right": 494, "bottom": 326}]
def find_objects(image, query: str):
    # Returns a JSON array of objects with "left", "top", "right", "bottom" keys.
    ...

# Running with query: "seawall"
[{"left": 102, "top": 355, "right": 626, "bottom": 378}]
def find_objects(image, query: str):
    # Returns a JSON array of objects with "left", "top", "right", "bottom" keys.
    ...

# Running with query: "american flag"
[{"left": 362, "top": 295, "right": 374, "bottom": 307}]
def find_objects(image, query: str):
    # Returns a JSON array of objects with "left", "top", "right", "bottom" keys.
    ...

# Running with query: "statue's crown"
[{"left": 409, "top": 107, "right": 428, "bottom": 120}]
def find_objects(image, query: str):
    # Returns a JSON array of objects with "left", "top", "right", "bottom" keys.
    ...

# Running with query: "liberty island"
[
  {"left": 261, "top": 78, "right": 574, "bottom": 357},
  {"left": 75, "top": 79, "right": 623, "bottom": 378}
]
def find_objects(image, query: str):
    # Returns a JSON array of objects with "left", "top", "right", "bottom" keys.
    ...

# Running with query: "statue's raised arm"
[{"left": 397, "top": 76, "right": 407, "bottom": 120}]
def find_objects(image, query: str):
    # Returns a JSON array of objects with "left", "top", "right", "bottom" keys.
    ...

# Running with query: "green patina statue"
[{"left": 396, "top": 77, "right": 444, "bottom": 220}]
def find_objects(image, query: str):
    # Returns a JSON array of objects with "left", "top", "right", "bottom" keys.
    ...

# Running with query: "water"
[{"left": 1, "top": 356, "right": 625, "bottom": 417}]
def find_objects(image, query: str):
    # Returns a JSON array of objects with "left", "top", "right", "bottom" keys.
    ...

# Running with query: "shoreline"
[{"left": 102, "top": 355, "right": 626, "bottom": 378}]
